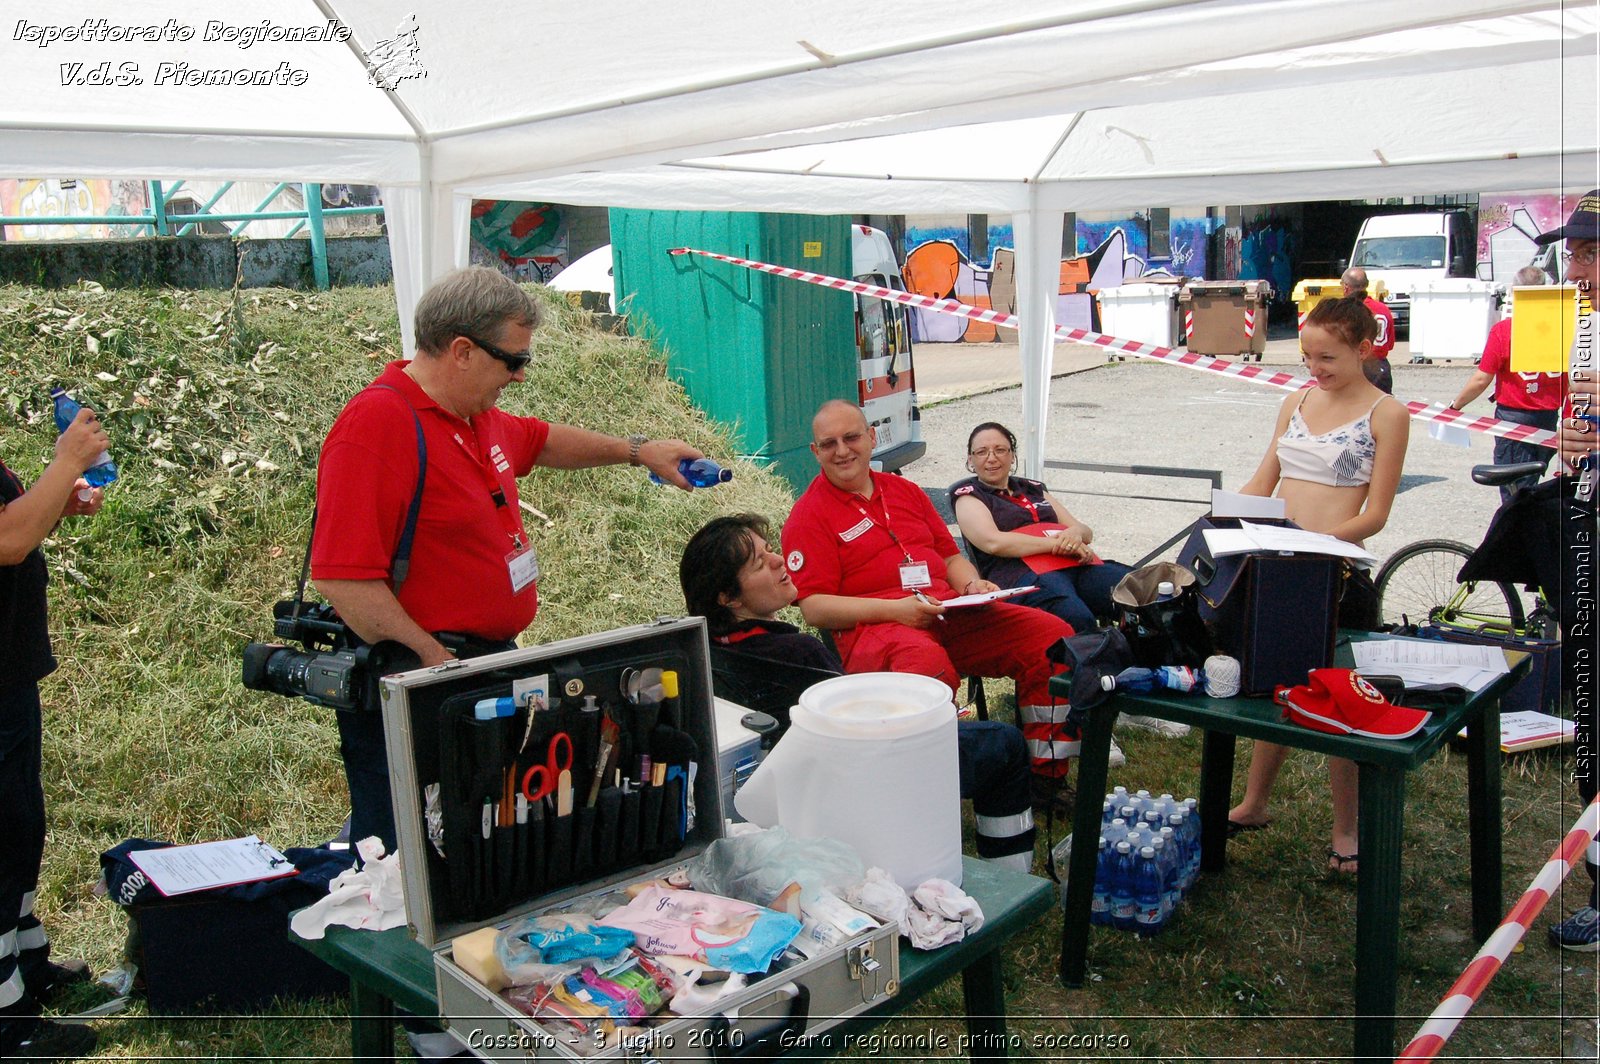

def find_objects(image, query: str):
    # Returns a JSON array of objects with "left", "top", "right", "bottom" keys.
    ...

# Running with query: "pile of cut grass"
[{"left": 0, "top": 281, "right": 793, "bottom": 1059}]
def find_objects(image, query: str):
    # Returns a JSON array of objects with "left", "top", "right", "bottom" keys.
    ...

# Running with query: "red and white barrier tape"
[
  {"left": 1397, "top": 797, "right": 1600, "bottom": 1063},
  {"left": 667, "top": 246, "right": 1559, "bottom": 448}
]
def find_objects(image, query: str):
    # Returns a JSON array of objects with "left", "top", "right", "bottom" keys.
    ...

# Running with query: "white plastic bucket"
[{"left": 734, "top": 672, "right": 963, "bottom": 888}]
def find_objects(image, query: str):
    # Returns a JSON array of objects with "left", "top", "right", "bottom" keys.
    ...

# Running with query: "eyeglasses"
[
  {"left": 462, "top": 333, "right": 532, "bottom": 373},
  {"left": 969, "top": 446, "right": 1013, "bottom": 460},
  {"left": 1561, "top": 246, "right": 1599, "bottom": 267},
  {"left": 814, "top": 431, "right": 868, "bottom": 452}
]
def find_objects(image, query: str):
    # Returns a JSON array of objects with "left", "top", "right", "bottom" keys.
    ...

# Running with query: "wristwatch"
[{"left": 627, "top": 433, "right": 648, "bottom": 466}]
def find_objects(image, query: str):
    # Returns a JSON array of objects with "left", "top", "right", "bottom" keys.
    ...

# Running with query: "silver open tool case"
[{"left": 380, "top": 617, "right": 899, "bottom": 1061}]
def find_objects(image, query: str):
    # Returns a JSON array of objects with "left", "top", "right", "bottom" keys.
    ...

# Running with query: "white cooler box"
[
  {"left": 1409, "top": 279, "right": 1499, "bottom": 361},
  {"left": 379, "top": 618, "right": 899, "bottom": 1061},
  {"left": 1097, "top": 283, "right": 1181, "bottom": 350},
  {"left": 713, "top": 697, "right": 767, "bottom": 824}
]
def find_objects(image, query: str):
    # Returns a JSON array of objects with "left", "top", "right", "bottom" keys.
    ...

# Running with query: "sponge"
[{"left": 451, "top": 927, "right": 509, "bottom": 991}]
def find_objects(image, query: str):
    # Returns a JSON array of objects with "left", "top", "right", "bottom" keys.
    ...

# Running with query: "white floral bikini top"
[{"left": 1276, "top": 392, "right": 1388, "bottom": 488}]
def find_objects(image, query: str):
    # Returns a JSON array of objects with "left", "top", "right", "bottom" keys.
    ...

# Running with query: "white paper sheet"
[
  {"left": 1352, "top": 636, "right": 1510, "bottom": 693},
  {"left": 941, "top": 586, "right": 1038, "bottom": 608},
  {"left": 1199, "top": 522, "right": 1378, "bottom": 566},
  {"left": 1211, "top": 489, "right": 1287, "bottom": 520},
  {"left": 127, "top": 835, "right": 298, "bottom": 897}
]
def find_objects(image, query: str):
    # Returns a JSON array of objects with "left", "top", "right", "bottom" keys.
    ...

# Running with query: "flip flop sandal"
[
  {"left": 1226, "top": 818, "right": 1271, "bottom": 839},
  {"left": 1327, "top": 848, "right": 1359, "bottom": 875}
]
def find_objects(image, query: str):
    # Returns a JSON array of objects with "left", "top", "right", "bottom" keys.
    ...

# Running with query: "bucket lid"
[{"left": 791, "top": 672, "right": 954, "bottom": 740}]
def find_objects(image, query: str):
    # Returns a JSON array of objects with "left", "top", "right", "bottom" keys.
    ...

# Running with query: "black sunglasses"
[{"left": 461, "top": 333, "right": 532, "bottom": 373}]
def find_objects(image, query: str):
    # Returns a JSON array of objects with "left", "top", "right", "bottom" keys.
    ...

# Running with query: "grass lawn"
[{"left": 2, "top": 281, "right": 1593, "bottom": 1061}]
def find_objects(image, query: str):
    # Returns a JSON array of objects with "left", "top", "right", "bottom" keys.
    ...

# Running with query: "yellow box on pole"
[{"left": 1510, "top": 285, "right": 1583, "bottom": 373}]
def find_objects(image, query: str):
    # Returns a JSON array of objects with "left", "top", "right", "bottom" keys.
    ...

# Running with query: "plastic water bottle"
[
  {"left": 1110, "top": 842, "right": 1137, "bottom": 931},
  {"left": 1133, "top": 845, "right": 1165, "bottom": 937},
  {"left": 1100, "top": 799, "right": 1115, "bottom": 827},
  {"left": 1155, "top": 580, "right": 1178, "bottom": 602},
  {"left": 1089, "top": 837, "right": 1113, "bottom": 926},
  {"left": 1169, "top": 812, "right": 1197, "bottom": 894},
  {"left": 1102, "top": 817, "right": 1129, "bottom": 848},
  {"left": 50, "top": 386, "right": 118, "bottom": 488},
  {"left": 649, "top": 458, "right": 731, "bottom": 488},
  {"left": 1102, "top": 665, "right": 1204, "bottom": 694},
  {"left": 1155, "top": 832, "right": 1181, "bottom": 916}
]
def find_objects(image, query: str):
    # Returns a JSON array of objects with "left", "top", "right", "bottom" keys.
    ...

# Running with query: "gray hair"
[
  {"left": 1513, "top": 265, "right": 1548, "bottom": 286},
  {"left": 413, "top": 266, "right": 542, "bottom": 356}
]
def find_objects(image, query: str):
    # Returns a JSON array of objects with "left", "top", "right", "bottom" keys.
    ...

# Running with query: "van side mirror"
[{"left": 1336, "top": 258, "right": 1348, "bottom": 272}]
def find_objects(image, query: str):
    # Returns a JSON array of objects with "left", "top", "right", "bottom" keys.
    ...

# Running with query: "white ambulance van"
[
  {"left": 851, "top": 224, "right": 924, "bottom": 472},
  {"left": 1346, "top": 211, "right": 1476, "bottom": 333}
]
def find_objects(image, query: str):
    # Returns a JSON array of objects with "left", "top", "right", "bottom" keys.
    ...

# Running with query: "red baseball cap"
[{"left": 1275, "top": 669, "right": 1431, "bottom": 740}]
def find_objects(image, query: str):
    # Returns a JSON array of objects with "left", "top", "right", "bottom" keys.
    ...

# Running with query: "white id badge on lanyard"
[
  {"left": 898, "top": 561, "right": 932, "bottom": 590},
  {"left": 507, "top": 543, "right": 540, "bottom": 593}
]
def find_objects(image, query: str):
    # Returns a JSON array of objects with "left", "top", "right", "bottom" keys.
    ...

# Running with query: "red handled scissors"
[{"left": 520, "top": 731, "right": 574, "bottom": 802}]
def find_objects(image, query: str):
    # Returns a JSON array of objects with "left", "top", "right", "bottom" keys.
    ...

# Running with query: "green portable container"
[{"left": 609, "top": 210, "right": 856, "bottom": 491}]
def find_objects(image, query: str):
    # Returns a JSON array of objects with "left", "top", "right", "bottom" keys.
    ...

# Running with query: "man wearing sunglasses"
[{"left": 309, "top": 266, "right": 701, "bottom": 852}]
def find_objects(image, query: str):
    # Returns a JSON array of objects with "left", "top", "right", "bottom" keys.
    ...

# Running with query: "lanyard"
[
  {"left": 451, "top": 429, "right": 526, "bottom": 550},
  {"left": 850, "top": 493, "right": 916, "bottom": 565},
  {"left": 998, "top": 486, "right": 1044, "bottom": 524}
]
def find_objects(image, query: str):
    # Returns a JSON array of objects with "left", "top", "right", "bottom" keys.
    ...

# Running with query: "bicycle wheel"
[{"left": 1375, "top": 539, "right": 1526, "bottom": 632}]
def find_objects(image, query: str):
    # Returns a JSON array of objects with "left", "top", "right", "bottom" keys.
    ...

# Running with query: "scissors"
[{"left": 520, "top": 731, "right": 574, "bottom": 802}]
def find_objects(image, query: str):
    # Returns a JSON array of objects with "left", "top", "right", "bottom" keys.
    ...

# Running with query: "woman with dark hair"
[
  {"left": 679, "top": 513, "right": 1041, "bottom": 870},
  {"left": 951, "top": 421, "right": 1133, "bottom": 634}
]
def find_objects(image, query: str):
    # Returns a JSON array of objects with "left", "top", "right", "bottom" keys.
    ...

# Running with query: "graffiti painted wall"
[
  {"left": 1477, "top": 191, "right": 1581, "bottom": 281},
  {"left": 1237, "top": 206, "right": 1298, "bottom": 299},
  {"left": 901, "top": 230, "right": 1142, "bottom": 343},
  {"left": 470, "top": 200, "right": 569, "bottom": 282},
  {"left": 0, "top": 179, "right": 149, "bottom": 241}
]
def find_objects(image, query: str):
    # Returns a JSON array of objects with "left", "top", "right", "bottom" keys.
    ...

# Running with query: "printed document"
[
  {"left": 1352, "top": 636, "right": 1509, "bottom": 694},
  {"left": 1201, "top": 521, "right": 1378, "bottom": 566},
  {"left": 1210, "top": 490, "right": 1287, "bottom": 520},
  {"left": 128, "top": 835, "right": 298, "bottom": 897},
  {"left": 942, "top": 586, "right": 1038, "bottom": 608}
]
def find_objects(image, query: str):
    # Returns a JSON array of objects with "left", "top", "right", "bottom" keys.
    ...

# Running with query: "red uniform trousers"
[{"left": 835, "top": 602, "right": 1076, "bottom": 777}]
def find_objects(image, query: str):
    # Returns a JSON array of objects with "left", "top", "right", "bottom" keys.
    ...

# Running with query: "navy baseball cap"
[{"left": 1534, "top": 189, "right": 1600, "bottom": 244}]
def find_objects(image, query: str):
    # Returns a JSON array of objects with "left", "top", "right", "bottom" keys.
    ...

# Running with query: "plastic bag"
[
  {"left": 597, "top": 886, "right": 801, "bottom": 974},
  {"left": 684, "top": 825, "right": 865, "bottom": 908},
  {"left": 495, "top": 913, "right": 635, "bottom": 987}
]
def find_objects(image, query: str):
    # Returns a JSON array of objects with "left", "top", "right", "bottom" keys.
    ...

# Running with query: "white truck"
[
  {"left": 1345, "top": 211, "right": 1477, "bottom": 334},
  {"left": 851, "top": 224, "right": 924, "bottom": 472}
]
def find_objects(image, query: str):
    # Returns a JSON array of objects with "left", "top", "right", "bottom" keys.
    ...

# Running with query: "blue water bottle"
[
  {"left": 50, "top": 386, "right": 118, "bottom": 488},
  {"left": 1089, "top": 837, "right": 1113, "bottom": 926},
  {"left": 1110, "top": 841, "right": 1137, "bottom": 931},
  {"left": 1133, "top": 845, "right": 1165, "bottom": 937},
  {"left": 649, "top": 458, "right": 732, "bottom": 488}
]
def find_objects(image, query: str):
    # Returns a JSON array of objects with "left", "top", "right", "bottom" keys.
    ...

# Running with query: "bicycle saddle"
[{"left": 1470, "top": 462, "right": 1545, "bottom": 487}]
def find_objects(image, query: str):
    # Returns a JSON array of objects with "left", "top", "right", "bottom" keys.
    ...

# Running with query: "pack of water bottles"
[{"left": 1084, "top": 788, "right": 1202, "bottom": 938}]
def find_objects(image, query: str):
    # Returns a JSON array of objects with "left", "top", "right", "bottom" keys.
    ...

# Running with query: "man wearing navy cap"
[{"left": 1534, "top": 190, "right": 1599, "bottom": 951}]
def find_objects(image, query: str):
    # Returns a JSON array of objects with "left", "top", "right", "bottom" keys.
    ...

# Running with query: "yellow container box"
[
  {"left": 1291, "top": 278, "right": 1388, "bottom": 331},
  {"left": 1510, "top": 284, "right": 1586, "bottom": 373}
]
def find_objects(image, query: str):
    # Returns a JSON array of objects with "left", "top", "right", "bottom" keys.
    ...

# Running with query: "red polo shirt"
[
  {"left": 1478, "top": 318, "right": 1564, "bottom": 411},
  {"left": 783, "top": 471, "right": 961, "bottom": 601},
  {"left": 1363, "top": 296, "right": 1395, "bottom": 360},
  {"left": 311, "top": 361, "right": 549, "bottom": 640}
]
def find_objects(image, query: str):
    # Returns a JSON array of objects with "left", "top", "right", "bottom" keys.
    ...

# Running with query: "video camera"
[{"left": 241, "top": 600, "right": 411, "bottom": 711}]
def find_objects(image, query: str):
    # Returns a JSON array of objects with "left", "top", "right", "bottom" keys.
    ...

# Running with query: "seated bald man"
[
  {"left": 681, "top": 513, "right": 1037, "bottom": 870},
  {"left": 779, "top": 400, "right": 1079, "bottom": 783}
]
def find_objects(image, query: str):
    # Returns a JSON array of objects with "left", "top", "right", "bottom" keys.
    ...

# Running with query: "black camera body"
[{"left": 241, "top": 601, "right": 411, "bottom": 710}]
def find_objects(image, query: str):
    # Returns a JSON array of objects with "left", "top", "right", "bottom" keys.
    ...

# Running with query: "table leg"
[
  {"left": 1059, "top": 704, "right": 1115, "bottom": 988},
  {"left": 1465, "top": 696, "right": 1504, "bottom": 943},
  {"left": 349, "top": 979, "right": 397, "bottom": 1064},
  {"left": 961, "top": 949, "right": 1009, "bottom": 1059},
  {"left": 1197, "top": 730, "right": 1236, "bottom": 876},
  {"left": 1354, "top": 764, "right": 1406, "bottom": 1064}
]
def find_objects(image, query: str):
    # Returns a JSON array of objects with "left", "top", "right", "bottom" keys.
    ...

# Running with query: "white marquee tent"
[{"left": 5, "top": 0, "right": 1597, "bottom": 472}]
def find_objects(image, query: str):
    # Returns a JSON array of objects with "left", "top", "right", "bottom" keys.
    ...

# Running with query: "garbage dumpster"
[
  {"left": 1097, "top": 283, "right": 1181, "bottom": 354},
  {"left": 1409, "top": 278, "right": 1499, "bottom": 362},
  {"left": 1179, "top": 280, "right": 1271, "bottom": 360}
]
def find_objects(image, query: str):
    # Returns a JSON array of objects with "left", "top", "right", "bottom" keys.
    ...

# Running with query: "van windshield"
[{"left": 1352, "top": 236, "right": 1446, "bottom": 270}]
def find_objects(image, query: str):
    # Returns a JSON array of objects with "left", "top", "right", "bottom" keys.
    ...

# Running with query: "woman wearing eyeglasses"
[{"left": 951, "top": 421, "right": 1133, "bottom": 634}]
